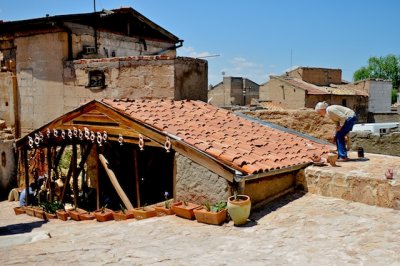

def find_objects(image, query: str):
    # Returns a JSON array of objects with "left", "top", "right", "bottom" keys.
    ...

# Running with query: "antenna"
[
  {"left": 93, "top": 0, "right": 96, "bottom": 12},
  {"left": 290, "top": 48, "right": 293, "bottom": 71}
]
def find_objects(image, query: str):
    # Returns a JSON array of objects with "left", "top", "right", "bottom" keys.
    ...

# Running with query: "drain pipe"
[{"left": 150, "top": 40, "right": 184, "bottom": 55}]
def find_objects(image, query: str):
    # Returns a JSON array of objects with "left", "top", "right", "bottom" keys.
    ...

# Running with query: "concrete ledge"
[{"left": 302, "top": 152, "right": 400, "bottom": 209}]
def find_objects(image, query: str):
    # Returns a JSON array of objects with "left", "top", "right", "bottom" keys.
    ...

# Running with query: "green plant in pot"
[
  {"left": 155, "top": 191, "right": 175, "bottom": 216},
  {"left": 227, "top": 191, "right": 251, "bottom": 225},
  {"left": 194, "top": 201, "right": 227, "bottom": 225}
]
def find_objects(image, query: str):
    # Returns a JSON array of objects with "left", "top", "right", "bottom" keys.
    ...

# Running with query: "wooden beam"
[
  {"left": 72, "top": 143, "right": 78, "bottom": 207},
  {"left": 23, "top": 148, "right": 30, "bottom": 205},
  {"left": 133, "top": 149, "right": 141, "bottom": 207},
  {"left": 99, "top": 154, "right": 134, "bottom": 210}
]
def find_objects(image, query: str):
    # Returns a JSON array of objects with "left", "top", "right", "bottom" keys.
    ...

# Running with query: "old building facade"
[
  {"left": 0, "top": 7, "right": 207, "bottom": 137},
  {"left": 208, "top": 76, "right": 259, "bottom": 107}
]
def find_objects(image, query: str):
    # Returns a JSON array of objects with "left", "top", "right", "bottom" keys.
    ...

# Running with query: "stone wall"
[
  {"left": 288, "top": 68, "right": 342, "bottom": 86},
  {"left": 175, "top": 153, "right": 230, "bottom": 204},
  {"left": 0, "top": 140, "right": 16, "bottom": 200},
  {"left": 350, "top": 131, "right": 400, "bottom": 156},
  {"left": 0, "top": 72, "right": 14, "bottom": 127},
  {"left": 301, "top": 166, "right": 400, "bottom": 209}
]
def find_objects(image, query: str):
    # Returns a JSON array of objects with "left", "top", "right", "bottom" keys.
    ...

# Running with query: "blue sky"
[{"left": 1, "top": 0, "right": 399, "bottom": 86}]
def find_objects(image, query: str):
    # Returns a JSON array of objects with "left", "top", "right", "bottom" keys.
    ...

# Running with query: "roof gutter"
[
  {"left": 150, "top": 39, "right": 184, "bottom": 55},
  {"left": 236, "top": 162, "right": 311, "bottom": 182}
]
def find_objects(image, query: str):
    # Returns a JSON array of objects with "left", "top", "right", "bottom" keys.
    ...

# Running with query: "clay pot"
[
  {"left": 56, "top": 210, "right": 69, "bottom": 221},
  {"left": 45, "top": 212, "right": 57, "bottom": 220},
  {"left": 13, "top": 206, "right": 25, "bottom": 215},
  {"left": 154, "top": 205, "right": 175, "bottom": 216},
  {"left": 227, "top": 195, "right": 251, "bottom": 225},
  {"left": 113, "top": 210, "right": 135, "bottom": 221},
  {"left": 194, "top": 208, "right": 227, "bottom": 225},
  {"left": 94, "top": 208, "right": 114, "bottom": 222},
  {"left": 131, "top": 207, "right": 157, "bottom": 220},
  {"left": 327, "top": 152, "right": 338, "bottom": 166}
]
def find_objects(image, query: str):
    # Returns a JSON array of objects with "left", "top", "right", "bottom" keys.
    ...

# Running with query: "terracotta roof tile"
[{"left": 102, "top": 98, "right": 330, "bottom": 175}]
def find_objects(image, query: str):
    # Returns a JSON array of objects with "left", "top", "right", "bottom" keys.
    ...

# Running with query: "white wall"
[{"left": 368, "top": 80, "right": 392, "bottom": 113}]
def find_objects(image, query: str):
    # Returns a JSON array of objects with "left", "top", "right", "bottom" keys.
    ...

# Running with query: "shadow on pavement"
[
  {"left": 0, "top": 221, "right": 47, "bottom": 236},
  {"left": 249, "top": 191, "right": 306, "bottom": 223}
]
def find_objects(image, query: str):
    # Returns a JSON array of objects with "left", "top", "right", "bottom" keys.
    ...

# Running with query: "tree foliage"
[{"left": 353, "top": 54, "right": 400, "bottom": 103}]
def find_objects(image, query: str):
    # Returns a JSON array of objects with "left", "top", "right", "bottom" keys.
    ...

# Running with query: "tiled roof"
[{"left": 102, "top": 98, "right": 331, "bottom": 175}]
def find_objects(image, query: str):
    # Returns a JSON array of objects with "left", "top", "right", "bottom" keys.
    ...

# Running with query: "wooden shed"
[{"left": 16, "top": 98, "right": 330, "bottom": 211}]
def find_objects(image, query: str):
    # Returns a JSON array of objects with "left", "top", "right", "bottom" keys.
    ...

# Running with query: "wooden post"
[
  {"left": 23, "top": 148, "right": 30, "bottom": 205},
  {"left": 72, "top": 143, "right": 78, "bottom": 207},
  {"left": 133, "top": 149, "right": 141, "bottom": 208},
  {"left": 99, "top": 154, "right": 134, "bottom": 210},
  {"left": 47, "top": 146, "right": 53, "bottom": 201},
  {"left": 12, "top": 74, "right": 20, "bottom": 138}
]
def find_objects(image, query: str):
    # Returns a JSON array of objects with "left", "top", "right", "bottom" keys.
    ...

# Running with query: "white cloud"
[
  {"left": 177, "top": 46, "right": 214, "bottom": 58},
  {"left": 216, "top": 57, "right": 268, "bottom": 85}
]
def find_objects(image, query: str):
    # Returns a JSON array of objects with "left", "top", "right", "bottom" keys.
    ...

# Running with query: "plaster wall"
[
  {"left": 208, "top": 83, "right": 225, "bottom": 107},
  {"left": 175, "top": 153, "right": 230, "bottom": 204},
  {"left": 259, "top": 77, "right": 306, "bottom": 109},
  {"left": 15, "top": 33, "right": 66, "bottom": 134},
  {"left": 0, "top": 72, "right": 13, "bottom": 126},
  {"left": 348, "top": 80, "right": 392, "bottom": 113},
  {"left": 0, "top": 140, "right": 16, "bottom": 200}
]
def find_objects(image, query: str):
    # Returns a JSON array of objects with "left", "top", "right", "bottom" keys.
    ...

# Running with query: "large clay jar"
[
  {"left": 227, "top": 195, "right": 251, "bottom": 225},
  {"left": 327, "top": 152, "right": 338, "bottom": 166}
]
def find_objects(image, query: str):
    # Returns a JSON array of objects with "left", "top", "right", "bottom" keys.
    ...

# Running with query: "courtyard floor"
[{"left": 1, "top": 192, "right": 400, "bottom": 265}]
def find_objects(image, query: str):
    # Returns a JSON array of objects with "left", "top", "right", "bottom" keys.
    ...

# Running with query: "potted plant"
[
  {"left": 33, "top": 206, "right": 46, "bottom": 220},
  {"left": 67, "top": 207, "right": 86, "bottom": 221},
  {"left": 79, "top": 210, "right": 96, "bottom": 221},
  {"left": 113, "top": 204, "right": 135, "bottom": 221},
  {"left": 172, "top": 199, "right": 201, "bottom": 220},
  {"left": 155, "top": 191, "right": 175, "bottom": 216},
  {"left": 94, "top": 205, "right": 114, "bottom": 222},
  {"left": 131, "top": 205, "right": 157, "bottom": 220},
  {"left": 41, "top": 201, "right": 64, "bottom": 220},
  {"left": 194, "top": 201, "right": 227, "bottom": 225},
  {"left": 56, "top": 209, "right": 69, "bottom": 221},
  {"left": 227, "top": 192, "right": 251, "bottom": 225}
]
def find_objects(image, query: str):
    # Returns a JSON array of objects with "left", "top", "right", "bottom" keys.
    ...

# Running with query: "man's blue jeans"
[{"left": 336, "top": 116, "right": 357, "bottom": 159}]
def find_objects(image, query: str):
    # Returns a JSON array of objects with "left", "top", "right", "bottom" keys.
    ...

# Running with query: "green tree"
[{"left": 353, "top": 54, "right": 400, "bottom": 103}]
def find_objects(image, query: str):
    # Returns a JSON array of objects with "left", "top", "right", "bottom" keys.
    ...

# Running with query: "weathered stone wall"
[
  {"left": 175, "top": 153, "right": 230, "bottom": 204},
  {"left": 372, "top": 113, "right": 400, "bottom": 123},
  {"left": 174, "top": 57, "right": 208, "bottom": 102},
  {"left": 245, "top": 109, "right": 336, "bottom": 142},
  {"left": 350, "top": 131, "right": 400, "bottom": 156},
  {"left": 0, "top": 140, "right": 16, "bottom": 200},
  {"left": 303, "top": 166, "right": 400, "bottom": 209},
  {"left": 65, "top": 22, "right": 176, "bottom": 58},
  {"left": 208, "top": 82, "right": 225, "bottom": 107}
]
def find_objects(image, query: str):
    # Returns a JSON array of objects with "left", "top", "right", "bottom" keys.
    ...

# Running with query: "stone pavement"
[{"left": 1, "top": 193, "right": 400, "bottom": 265}]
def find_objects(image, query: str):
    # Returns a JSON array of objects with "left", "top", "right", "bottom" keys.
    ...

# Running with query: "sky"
[{"left": 1, "top": 0, "right": 400, "bottom": 86}]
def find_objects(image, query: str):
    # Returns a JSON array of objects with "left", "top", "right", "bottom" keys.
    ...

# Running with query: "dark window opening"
[
  {"left": 1, "top": 152, "right": 6, "bottom": 167},
  {"left": 88, "top": 70, "right": 106, "bottom": 88},
  {"left": 342, "top": 99, "right": 347, "bottom": 107}
]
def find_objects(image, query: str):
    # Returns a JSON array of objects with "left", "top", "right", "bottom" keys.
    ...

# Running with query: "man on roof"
[{"left": 315, "top": 102, "right": 357, "bottom": 162}]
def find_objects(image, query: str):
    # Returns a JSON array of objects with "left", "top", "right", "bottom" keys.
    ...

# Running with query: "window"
[
  {"left": 88, "top": 70, "right": 106, "bottom": 88},
  {"left": 342, "top": 99, "right": 347, "bottom": 107}
]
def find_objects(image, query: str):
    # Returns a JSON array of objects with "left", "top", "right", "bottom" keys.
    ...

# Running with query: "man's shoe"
[{"left": 337, "top": 157, "right": 350, "bottom": 162}]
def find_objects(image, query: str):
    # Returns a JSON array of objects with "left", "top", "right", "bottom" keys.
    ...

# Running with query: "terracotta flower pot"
[
  {"left": 67, "top": 208, "right": 86, "bottom": 221},
  {"left": 79, "top": 212, "right": 95, "bottom": 221},
  {"left": 13, "top": 206, "right": 25, "bottom": 215},
  {"left": 154, "top": 205, "right": 175, "bottom": 216},
  {"left": 56, "top": 210, "right": 69, "bottom": 221},
  {"left": 94, "top": 208, "right": 114, "bottom": 222},
  {"left": 131, "top": 207, "right": 157, "bottom": 220},
  {"left": 172, "top": 202, "right": 201, "bottom": 220},
  {"left": 112, "top": 210, "right": 135, "bottom": 221},
  {"left": 23, "top": 206, "right": 35, "bottom": 217},
  {"left": 33, "top": 208, "right": 46, "bottom": 220},
  {"left": 194, "top": 208, "right": 227, "bottom": 225},
  {"left": 227, "top": 195, "right": 251, "bottom": 225},
  {"left": 45, "top": 212, "right": 57, "bottom": 220}
]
